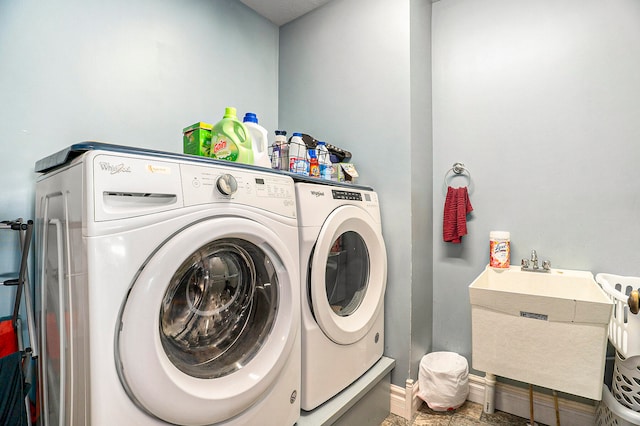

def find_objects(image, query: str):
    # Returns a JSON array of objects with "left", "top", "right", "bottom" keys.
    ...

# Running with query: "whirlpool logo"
[
  {"left": 99, "top": 162, "right": 131, "bottom": 175},
  {"left": 310, "top": 190, "right": 325, "bottom": 198}
]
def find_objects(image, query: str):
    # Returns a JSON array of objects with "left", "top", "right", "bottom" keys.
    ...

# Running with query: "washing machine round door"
[
  {"left": 116, "top": 217, "right": 297, "bottom": 426},
  {"left": 309, "top": 205, "right": 387, "bottom": 345}
]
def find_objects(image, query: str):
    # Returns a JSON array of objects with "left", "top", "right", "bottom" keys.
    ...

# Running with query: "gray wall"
[
  {"left": 279, "top": 0, "right": 434, "bottom": 386},
  {"left": 432, "top": 0, "right": 640, "bottom": 369},
  {"left": 0, "top": 0, "right": 278, "bottom": 316},
  {"left": 4, "top": 0, "right": 638, "bottom": 393}
]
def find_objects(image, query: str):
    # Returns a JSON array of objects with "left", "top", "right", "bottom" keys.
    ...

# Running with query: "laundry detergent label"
[
  {"left": 211, "top": 135, "right": 239, "bottom": 162},
  {"left": 289, "top": 157, "right": 308, "bottom": 176}
]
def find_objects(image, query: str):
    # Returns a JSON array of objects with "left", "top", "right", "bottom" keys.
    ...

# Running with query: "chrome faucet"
[
  {"left": 521, "top": 249, "right": 551, "bottom": 273},
  {"left": 531, "top": 249, "right": 538, "bottom": 269}
]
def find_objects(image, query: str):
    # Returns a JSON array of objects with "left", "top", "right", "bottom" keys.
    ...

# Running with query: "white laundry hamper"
[
  {"left": 418, "top": 351, "right": 469, "bottom": 411},
  {"left": 597, "top": 273, "right": 640, "bottom": 412},
  {"left": 596, "top": 386, "right": 640, "bottom": 426},
  {"left": 596, "top": 273, "right": 640, "bottom": 425}
]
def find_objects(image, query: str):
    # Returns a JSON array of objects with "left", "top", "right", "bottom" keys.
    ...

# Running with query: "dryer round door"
[
  {"left": 116, "top": 217, "right": 297, "bottom": 426},
  {"left": 309, "top": 205, "right": 387, "bottom": 345}
]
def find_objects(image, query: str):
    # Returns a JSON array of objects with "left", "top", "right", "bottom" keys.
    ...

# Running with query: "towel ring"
[{"left": 443, "top": 162, "right": 472, "bottom": 193}]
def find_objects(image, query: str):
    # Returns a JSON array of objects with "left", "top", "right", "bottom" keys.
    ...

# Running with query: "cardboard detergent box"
[{"left": 183, "top": 122, "right": 213, "bottom": 157}]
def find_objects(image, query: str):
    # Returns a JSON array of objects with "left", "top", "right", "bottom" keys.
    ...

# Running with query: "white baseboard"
[
  {"left": 390, "top": 374, "right": 597, "bottom": 426},
  {"left": 390, "top": 379, "right": 421, "bottom": 420}
]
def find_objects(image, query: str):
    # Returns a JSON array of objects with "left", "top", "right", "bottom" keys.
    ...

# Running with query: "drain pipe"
[{"left": 483, "top": 373, "right": 496, "bottom": 413}]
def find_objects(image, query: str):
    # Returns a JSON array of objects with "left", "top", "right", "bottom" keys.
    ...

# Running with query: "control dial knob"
[{"left": 216, "top": 173, "right": 238, "bottom": 196}]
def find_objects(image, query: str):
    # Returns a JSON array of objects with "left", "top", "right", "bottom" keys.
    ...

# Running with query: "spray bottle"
[{"left": 316, "top": 141, "right": 332, "bottom": 180}]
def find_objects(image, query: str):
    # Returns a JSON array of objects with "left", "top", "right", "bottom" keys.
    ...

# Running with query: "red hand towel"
[{"left": 443, "top": 186, "right": 473, "bottom": 243}]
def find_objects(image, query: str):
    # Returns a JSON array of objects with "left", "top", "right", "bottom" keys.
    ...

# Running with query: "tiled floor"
[{"left": 381, "top": 401, "right": 546, "bottom": 426}]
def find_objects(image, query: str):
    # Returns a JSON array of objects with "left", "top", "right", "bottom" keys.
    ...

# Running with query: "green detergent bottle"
[{"left": 210, "top": 107, "right": 254, "bottom": 164}]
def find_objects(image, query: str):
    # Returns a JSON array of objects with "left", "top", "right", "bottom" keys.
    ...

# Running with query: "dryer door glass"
[
  {"left": 159, "top": 238, "right": 278, "bottom": 379},
  {"left": 325, "top": 231, "right": 369, "bottom": 316}
]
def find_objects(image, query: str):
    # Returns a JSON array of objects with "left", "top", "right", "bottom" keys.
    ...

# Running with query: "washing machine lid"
[
  {"left": 116, "top": 217, "right": 297, "bottom": 426},
  {"left": 309, "top": 205, "right": 387, "bottom": 345}
]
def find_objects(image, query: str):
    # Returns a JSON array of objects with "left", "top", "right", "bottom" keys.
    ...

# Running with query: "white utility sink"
[{"left": 469, "top": 265, "right": 613, "bottom": 401}]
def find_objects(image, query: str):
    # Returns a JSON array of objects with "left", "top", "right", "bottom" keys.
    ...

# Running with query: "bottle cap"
[
  {"left": 223, "top": 107, "right": 237, "bottom": 119},
  {"left": 292, "top": 132, "right": 303, "bottom": 137},
  {"left": 490, "top": 231, "right": 510, "bottom": 240},
  {"left": 317, "top": 141, "right": 326, "bottom": 146},
  {"left": 275, "top": 130, "right": 287, "bottom": 136},
  {"left": 243, "top": 112, "right": 258, "bottom": 123}
]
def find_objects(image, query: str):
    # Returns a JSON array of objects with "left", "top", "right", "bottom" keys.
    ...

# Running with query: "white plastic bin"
[
  {"left": 597, "top": 273, "right": 640, "bottom": 414},
  {"left": 612, "top": 351, "right": 640, "bottom": 412},
  {"left": 597, "top": 386, "right": 640, "bottom": 426},
  {"left": 596, "top": 273, "right": 640, "bottom": 358},
  {"left": 418, "top": 351, "right": 469, "bottom": 412}
]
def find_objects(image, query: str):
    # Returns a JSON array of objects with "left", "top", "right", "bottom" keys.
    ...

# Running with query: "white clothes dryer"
[
  {"left": 34, "top": 143, "right": 300, "bottom": 426},
  {"left": 294, "top": 180, "right": 387, "bottom": 411}
]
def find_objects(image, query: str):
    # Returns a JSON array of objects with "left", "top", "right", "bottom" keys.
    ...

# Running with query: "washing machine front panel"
[
  {"left": 309, "top": 204, "right": 387, "bottom": 345},
  {"left": 117, "top": 217, "right": 297, "bottom": 426}
]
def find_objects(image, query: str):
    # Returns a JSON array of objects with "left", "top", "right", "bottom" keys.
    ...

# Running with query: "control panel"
[
  {"left": 332, "top": 190, "right": 362, "bottom": 201},
  {"left": 331, "top": 189, "right": 378, "bottom": 207},
  {"left": 180, "top": 163, "right": 296, "bottom": 218}
]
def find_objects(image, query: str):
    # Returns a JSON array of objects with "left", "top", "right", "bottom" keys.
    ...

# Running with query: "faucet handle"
[
  {"left": 542, "top": 260, "right": 551, "bottom": 270},
  {"left": 521, "top": 258, "right": 530, "bottom": 268}
]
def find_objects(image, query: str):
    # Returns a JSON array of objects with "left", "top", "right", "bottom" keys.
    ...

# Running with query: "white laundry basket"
[
  {"left": 597, "top": 273, "right": 640, "bottom": 414},
  {"left": 596, "top": 386, "right": 640, "bottom": 426},
  {"left": 612, "top": 351, "right": 640, "bottom": 413},
  {"left": 418, "top": 351, "right": 469, "bottom": 412},
  {"left": 596, "top": 273, "right": 640, "bottom": 359}
]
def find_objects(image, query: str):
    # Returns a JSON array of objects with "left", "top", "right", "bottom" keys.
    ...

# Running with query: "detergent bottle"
[
  {"left": 289, "top": 132, "right": 308, "bottom": 175},
  {"left": 242, "top": 112, "right": 271, "bottom": 168},
  {"left": 210, "top": 107, "right": 253, "bottom": 164},
  {"left": 308, "top": 147, "right": 319, "bottom": 177}
]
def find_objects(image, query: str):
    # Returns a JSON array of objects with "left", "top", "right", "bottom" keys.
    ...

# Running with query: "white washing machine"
[
  {"left": 294, "top": 180, "right": 387, "bottom": 411},
  {"left": 34, "top": 143, "right": 300, "bottom": 426}
]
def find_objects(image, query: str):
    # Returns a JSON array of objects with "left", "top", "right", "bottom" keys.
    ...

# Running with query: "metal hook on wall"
[{"left": 443, "top": 162, "right": 472, "bottom": 192}]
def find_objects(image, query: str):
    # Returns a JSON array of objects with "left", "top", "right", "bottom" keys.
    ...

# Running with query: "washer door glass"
[
  {"left": 117, "top": 217, "right": 296, "bottom": 426},
  {"left": 160, "top": 238, "right": 277, "bottom": 379},
  {"left": 309, "top": 205, "right": 387, "bottom": 345}
]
